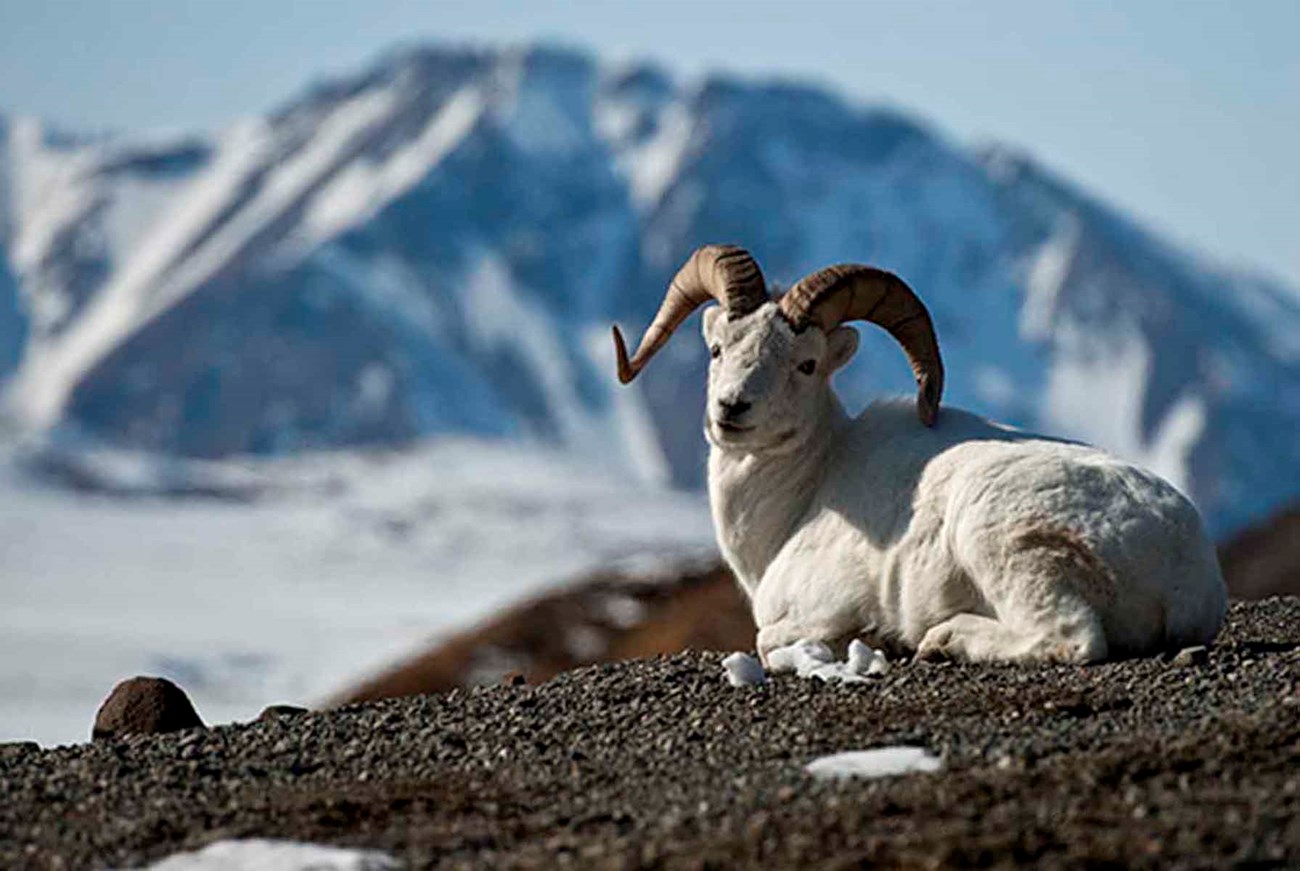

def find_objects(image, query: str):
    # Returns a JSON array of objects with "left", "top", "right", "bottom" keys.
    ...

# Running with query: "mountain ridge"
[{"left": 0, "top": 42, "right": 1296, "bottom": 536}]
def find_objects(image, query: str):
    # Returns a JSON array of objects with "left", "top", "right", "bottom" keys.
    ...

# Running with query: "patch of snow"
[
  {"left": 752, "top": 639, "right": 889, "bottom": 686},
  {"left": 805, "top": 746, "right": 941, "bottom": 781},
  {"left": 354, "top": 363, "right": 395, "bottom": 415},
  {"left": 599, "top": 549, "right": 721, "bottom": 583},
  {"left": 722, "top": 652, "right": 766, "bottom": 687},
  {"left": 1042, "top": 323, "right": 1203, "bottom": 495},
  {"left": 847, "top": 638, "right": 890, "bottom": 676},
  {"left": 593, "top": 98, "right": 640, "bottom": 144},
  {"left": 462, "top": 254, "right": 610, "bottom": 458},
  {"left": 766, "top": 638, "right": 835, "bottom": 674},
  {"left": 8, "top": 82, "right": 424, "bottom": 431},
  {"left": 595, "top": 593, "right": 647, "bottom": 630},
  {"left": 97, "top": 171, "right": 194, "bottom": 269},
  {"left": 618, "top": 103, "right": 693, "bottom": 210},
  {"left": 1141, "top": 391, "right": 1206, "bottom": 495},
  {"left": 145, "top": 838, "right": 398, "bottom": 870},
  {"left": 8, "top": 119, "right": 99, "bottom": 272},
  {"left": 564, "top": 624, "right": 607, "bottom": 661},
  {"left": 298, "top": 87, "right": 484, "bottom": 245},
  {"left": 5, "top": 119, "right": 274, "bottom": 428},
  {"left": 1020, "top": 216, "right": 1080, "bottom": 343}
]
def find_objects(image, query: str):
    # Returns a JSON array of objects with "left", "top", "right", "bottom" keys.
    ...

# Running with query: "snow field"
[{"left": 0, "top": 440, "right": 715, "bottom": 747}]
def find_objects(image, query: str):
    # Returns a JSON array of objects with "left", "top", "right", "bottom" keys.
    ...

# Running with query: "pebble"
[{"left": 1173, "top": 645, "right": 1210, "bottom": 667}]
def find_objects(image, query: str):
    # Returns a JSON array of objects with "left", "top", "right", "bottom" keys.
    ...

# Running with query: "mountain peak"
[{"left": 0, "top": 41, "right": 1295, "bottom": 536}]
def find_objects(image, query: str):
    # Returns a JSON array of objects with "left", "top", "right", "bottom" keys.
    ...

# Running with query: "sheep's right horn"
[
  {"left": 781, "top": 264, "right": 944, "bottom": 426},
  {"left": 612, "top": 245, "right": 767, "bottom": 384}
]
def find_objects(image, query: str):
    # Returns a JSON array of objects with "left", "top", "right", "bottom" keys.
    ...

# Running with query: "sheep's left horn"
[
  {"left": 780, "top": 264, "right": 944, "bottom": 426},
  {"left": 613, "top": 245, "right": 767, "bottom": 384}
]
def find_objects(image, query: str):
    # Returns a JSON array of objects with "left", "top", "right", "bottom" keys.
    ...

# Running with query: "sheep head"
[
  {"left": 699, "top": 302, "right": 858, "bottom": 452},
  {"left": 612, "top": 246, "right": 945, "bottom": 450}
]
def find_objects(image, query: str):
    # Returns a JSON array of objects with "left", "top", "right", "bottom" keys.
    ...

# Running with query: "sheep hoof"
[{"left": 916, "top": 625, "right": 958, "bottom": 662}]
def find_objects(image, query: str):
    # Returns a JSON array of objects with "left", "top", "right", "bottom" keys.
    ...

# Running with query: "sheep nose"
[{"left": 719, "top": 399, "right": 751, "bottom": 419}]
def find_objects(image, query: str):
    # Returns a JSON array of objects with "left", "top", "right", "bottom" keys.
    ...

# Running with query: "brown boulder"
[{"left": 92, "top": 676, "right": 204, "bottom": 741}]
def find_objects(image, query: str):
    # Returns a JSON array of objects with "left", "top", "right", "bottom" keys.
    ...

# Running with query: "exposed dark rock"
[
  {"left": 92, "top": 676, "right": 205, "bottom": 741},
  {"left": 257, "top": 705, "right": 310, "bottom": 722},
  {"left": 1172, "top": 645, "right": 1209, "bottom": 666},
  {"left": 0, "top": 741, "right": 40, "bottom": 759}
]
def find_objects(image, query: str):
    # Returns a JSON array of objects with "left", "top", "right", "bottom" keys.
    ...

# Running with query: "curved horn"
[
  {"left": 612, "top": 245, "right": 767, "bottom": 384},
  {"left": 780, "top": 264, "right": 944, "bottom": 426}
]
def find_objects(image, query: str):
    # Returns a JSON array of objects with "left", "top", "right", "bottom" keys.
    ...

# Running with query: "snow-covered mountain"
[{"left": 1, "top": 44, "right": 1297, "bottom": 537}]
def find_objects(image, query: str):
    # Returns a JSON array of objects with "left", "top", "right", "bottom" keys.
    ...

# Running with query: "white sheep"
[{"left": 613, "top": 245, "right": 1226, "bottom": 664}]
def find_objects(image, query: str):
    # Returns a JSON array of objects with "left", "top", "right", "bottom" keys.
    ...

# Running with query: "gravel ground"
[{"left": 3, "top": 599, "right": 1299, "bottom": 870}]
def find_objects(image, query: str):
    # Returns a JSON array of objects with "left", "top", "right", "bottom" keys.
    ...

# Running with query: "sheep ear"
[
  {"left": 826, "top": 326, "right": 859, "bottom": 372},
  {"left": 701, "top": 305, "right": 723, "bottom": 341}
]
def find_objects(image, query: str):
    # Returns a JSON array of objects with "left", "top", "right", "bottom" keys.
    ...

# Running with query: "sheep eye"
[
  {"left": 797, "top": 359, "right": 817, "bottom": 375},
  {"left": 710, "top": 344, "right": 722, "bottom": 360}
]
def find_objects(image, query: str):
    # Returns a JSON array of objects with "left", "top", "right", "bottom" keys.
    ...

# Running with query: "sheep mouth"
[{"left": 714, "top": 421, "right": 754, "bottom": 435}]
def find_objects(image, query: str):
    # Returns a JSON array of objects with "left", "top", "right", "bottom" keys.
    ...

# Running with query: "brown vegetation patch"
[{"left": 333, "top": 560, "right": 754, "bottom": 705}]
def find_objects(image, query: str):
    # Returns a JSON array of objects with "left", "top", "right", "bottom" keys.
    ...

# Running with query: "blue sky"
[{"left": 1, "top": 0, "right": 1297, "bottom": 288}]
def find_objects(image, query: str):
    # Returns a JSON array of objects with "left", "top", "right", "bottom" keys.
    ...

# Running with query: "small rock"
[
  {"left": 1172, "top": 646, "right": 1209, "bottom": 667},
  {"left": 92, "top": 676, "right": 205, "bottom": 741},
  {"left": 866, "top": 651, "right": 890, "bottom": 676},
  {"left": 847, "top": 640, "right": 874, "bottom": 673},
  {"left": 0, "top": 740, "right": 40, "bottom": 758},
  {"left": 257, "top": 704, "right": 310, "bottom": 722},
  {"left": 722, "top": 652, "right": 767, "bottom": 687}
]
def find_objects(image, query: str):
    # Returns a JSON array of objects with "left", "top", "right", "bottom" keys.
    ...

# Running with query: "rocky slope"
[
  {"left": 2, "top": 599, "right": 1298, "bottom": 869},
  {"left": 1, "top": 44, "right": 1297, "bottom": 535}
]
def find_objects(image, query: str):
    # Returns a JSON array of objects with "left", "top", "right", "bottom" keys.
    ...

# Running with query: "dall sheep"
[{"left": 613, "top": 245, "right": 1226, "bottom": 664}]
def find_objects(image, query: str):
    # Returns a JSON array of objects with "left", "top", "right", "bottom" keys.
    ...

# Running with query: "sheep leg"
[
  {"left": 916, "top": 605, "right": 1106, "bottom": 664},
  {"left": 922, "top": 520, "right": 1115, "bottom": 664},
  {"left": 915, "top": 613, "right": 1034, "bottom": 662}
]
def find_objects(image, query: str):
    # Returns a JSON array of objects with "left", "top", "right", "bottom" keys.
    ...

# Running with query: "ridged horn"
[
  {"left": 780, "top": 264, "right": 944, "bottom": 426},
  {"left": 612, "top": 245, "right": 767, "bottom": 384}
]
